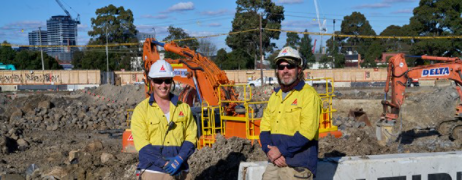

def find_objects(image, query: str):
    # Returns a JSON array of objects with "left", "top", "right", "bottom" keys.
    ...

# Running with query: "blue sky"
[{"left": 0, "top": 0, "right": 418, "bottom": 52}]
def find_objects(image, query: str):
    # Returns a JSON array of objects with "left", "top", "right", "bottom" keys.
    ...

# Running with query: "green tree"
[
  {"left": 214, "top": 48, "right": 228, "bottom": 69},
  {"left": 299, "top": 30, "right": 315, "bottom": 68},
  {"left": 285, "top": 32, "right": 300, "bottom": 48},
  {"left": 13, "top": 51, "right": 61, "bottom": 70},
  {"left": 86, "top": 4, "right": 138, "bottom": 71},
  {"left": 226, "top": 0, "right": 284, "bottom": 69},
  {"left": 226, "top": 49, "right": 253, "bottom": 70},
  {"left": 408, "top": 0, "right": 462, "bottom": 56},
  {"left": 319, "top": 55, "right": 330, "bottom": 69},
  {"left": 0, "top": 41, "right": 16, "bottom": 64},
  {"left": 333, "top": 53, "right": 346, "bottom": 68},
  {"left": 72, "top": 49, "right": 84, "bottom": 69},
  {"left": 379, "top": 25, "right": 414, "bottom": 52},
  {"left": 163, "top": 26, "right": 199, "bottom": 59},
  {"left": 340, "top": 12, "right": 376, "bottom": 57},
  {"left": 363, "top": 40, "right": 383, "bottom": 68}
]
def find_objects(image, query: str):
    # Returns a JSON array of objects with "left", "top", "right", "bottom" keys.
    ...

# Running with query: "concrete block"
[
  {"left": 0, "top": 85, "right": 17, "bottom": 92},
  {"left": 419, "top": 79, "right": 435, "bottom": 87},
  {"left": 239, "top": 151, "right": 462, "bottom": 180},
  {"left": 333, "top": 82, "right": 351, "bottom": 88},
  {"left": 238, "top": 161, "right": 268, "bottom": 180},
  {"left": 435, "top": 79, "right": 452, "bottom": 87}
]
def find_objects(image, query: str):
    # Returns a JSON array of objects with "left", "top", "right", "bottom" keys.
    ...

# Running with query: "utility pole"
[
  {"left": 259, "top": 13, "right": 264, "bottom": 87},
  {"left": 106, "top": 26, "right": 110, "bottom": 84},
  {"left": 332, "top": 19, "right": 335, "bottom": 68},
  {"left": 38, "top": 27, "right": 44, "bottom": 70}
]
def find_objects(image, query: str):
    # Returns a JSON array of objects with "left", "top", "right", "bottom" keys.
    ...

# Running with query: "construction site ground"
[{"left": 0, "top": 84, "right": 461, "bottom": 180}]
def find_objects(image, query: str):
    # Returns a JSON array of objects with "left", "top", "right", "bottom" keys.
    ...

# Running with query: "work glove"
[{"left": 163, "top": 156, "right": 184, "bottom": 176}]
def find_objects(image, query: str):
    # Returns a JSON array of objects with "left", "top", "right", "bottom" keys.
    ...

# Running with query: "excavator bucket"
[
  {"left": 375, "top": 119, "right": 395, "bottom": 146},
  {"left": 348, "top": 108, "right": 371, "bottom": 127}
]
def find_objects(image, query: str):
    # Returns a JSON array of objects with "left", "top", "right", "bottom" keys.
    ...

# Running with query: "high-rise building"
[
  {"left": 28, "top": 30, "right": 48, "bottom": 51},
  {"left": 46, "top": 15, "right": 78, "bottom": 62}
]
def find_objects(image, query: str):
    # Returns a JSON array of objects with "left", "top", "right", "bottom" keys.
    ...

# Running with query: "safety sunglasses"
[
  {"left": 277, "top": 64, "right": 296, "bottom": 70},
  {"left": 152, "top": 78, "right": 173, "bottom": 84}
]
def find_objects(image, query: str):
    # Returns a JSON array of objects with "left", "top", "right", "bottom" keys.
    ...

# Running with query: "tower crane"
[
  {"left": 55, "top": 0, "right": 80, "bottom": 24},
  {"left": 313, "top": 0, "right": 326, "bottom": 54}
]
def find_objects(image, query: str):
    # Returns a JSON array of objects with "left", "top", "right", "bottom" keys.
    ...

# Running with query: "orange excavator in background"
[
  {"left": 377, "top": 53, "right": 462, "bottom": 145},
  {"left": 142, "top": 38, "right": 238, "bottom": 109}
]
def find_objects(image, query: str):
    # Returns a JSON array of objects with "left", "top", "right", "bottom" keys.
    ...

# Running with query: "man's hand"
[
  {"left": 164, "top": 156, "right": 184, "bottom": 176},
  {"left": 267, "top": 145, "right": 282, "bottom": 162},
  {"left": 273, "top": 156, "right": 287, "bottom": 167}
]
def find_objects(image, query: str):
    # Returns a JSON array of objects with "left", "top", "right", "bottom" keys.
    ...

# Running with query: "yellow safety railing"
[
  {"left": 126, "top": 109, "right": 134, "bottom": 127},
  {"left": 305, "top": 77, "right": 339, "bottom": 134}
]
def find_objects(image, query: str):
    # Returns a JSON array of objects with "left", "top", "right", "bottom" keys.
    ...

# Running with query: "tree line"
[{"left": 0, "top": 0, "right": 460, "bottom": 70}]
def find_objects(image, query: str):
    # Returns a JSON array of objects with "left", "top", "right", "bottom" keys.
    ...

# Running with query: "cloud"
[
  {"left": 353, "top": 3, "right": 390, "bottom": 9},
  {"left": 1, "top": 21, "right": 45, "bottom": 31},
  {"left": 136, "top": 25, "right": 170, "bottom": 35},
  {"left": 141, "top": 14, "right": 169, "bottom": 19},
  {"left": 185, "top": 30, "right": 215, "bottom": 37},
  {"left": 200, "top": 9, "right": 230, "bottom": 16},
  {"left": 77, "top": 24, "right": 89, "bottom": 32},
  {"left": 168, "top": 2, "right": 194, "bottom": 12},
  {"left": 282, "top": 20, "right": 319, "bottom": 28},
  {"left": 392, "top": 9, "right": 412, "bottom": 14},
  {"left": 208, "top": 23, "right": 221, "bottom": 27},
  {"left": 277, "top": 0, "right": 303, "bottom": 4}
]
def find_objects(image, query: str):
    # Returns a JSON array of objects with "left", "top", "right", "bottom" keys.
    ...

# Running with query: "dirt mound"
[
  {"left": 189, "top": 135, "right": 266, "bottom": 180},
  {"left": 85, "top": 84, "right": 146, "bottom": 107}
]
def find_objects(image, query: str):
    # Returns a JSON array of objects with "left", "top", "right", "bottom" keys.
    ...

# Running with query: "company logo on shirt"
[
  {"left": 160, "top": 65, "right": 166, "bottom": 72},
  {"left": 178, "top": 111, "right": 184, "bottom": 117},
  {"left": 291, "top": 99, "right": 298, "bottom": 106}
]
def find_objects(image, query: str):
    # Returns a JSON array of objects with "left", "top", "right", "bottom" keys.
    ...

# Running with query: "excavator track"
[{"left": 437, "top": 119, "right": 462, "bottom": 142}]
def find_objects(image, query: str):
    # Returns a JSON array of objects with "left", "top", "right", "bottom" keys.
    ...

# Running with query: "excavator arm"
[
  {"left": 378, "top": 53, "right": 462, "bottom": 144},
  {"left": 142, "top": 38, "right": 237, "bottom": 107}
]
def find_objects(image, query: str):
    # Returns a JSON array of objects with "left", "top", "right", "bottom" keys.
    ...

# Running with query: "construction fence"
[
  {"left": 112, "top": 68, "right": 388, "bottom": 85},
  {"left": 0, "top": 70, "right": 100, "bottom": 85},
  {"left": 0, "top": 69, "right": 444, "bottom": 88}
]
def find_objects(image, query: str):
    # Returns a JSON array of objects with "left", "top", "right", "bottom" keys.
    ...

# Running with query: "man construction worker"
[
  {"left": 260, "top": 47, "right": 321, "bottom": 180},
  {"left": 131, "top": 60, "right": 197, "bottom": 180}
]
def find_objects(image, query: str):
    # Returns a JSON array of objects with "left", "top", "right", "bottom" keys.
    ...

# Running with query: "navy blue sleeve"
[
  {"left": 276, "top": 132, "right": 310, "bottom": 158},
  {"left": 139, "top": 145, "right": 167, "bottom": 168},
  {"left": 259, "top": 131, "right": 272, "bottom": 154},
  {"left": 177, "top": 141, "right": 195, "bottom": 160}
]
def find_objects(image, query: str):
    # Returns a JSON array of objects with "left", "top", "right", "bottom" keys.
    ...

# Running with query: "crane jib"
[{"left": 422, "top": 67, "right": 450, "bottom": 77}]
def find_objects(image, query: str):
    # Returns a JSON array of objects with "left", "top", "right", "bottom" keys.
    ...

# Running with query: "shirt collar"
[
  {"left": 274, "top": 80, "right": 305, "bottom": 93},
  {"left": 149, "top": 93, "right": 179, "bottom": 106}
]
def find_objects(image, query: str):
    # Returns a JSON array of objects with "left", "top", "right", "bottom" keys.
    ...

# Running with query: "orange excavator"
[
  {"left": 377, "top": 53, "right": 462, "bottom": 145},
  {"left": 142, "top": 38, "right": 238, "bottom": 109}
]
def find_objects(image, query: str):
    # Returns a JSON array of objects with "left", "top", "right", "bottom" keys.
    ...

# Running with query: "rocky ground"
[{"left": 0, "top": 84, "right": 461, "bottom": 179}]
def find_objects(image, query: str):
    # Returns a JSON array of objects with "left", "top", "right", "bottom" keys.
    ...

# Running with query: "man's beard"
[{"left": 280, "top": 75, "right": 297, "bottom": 85}]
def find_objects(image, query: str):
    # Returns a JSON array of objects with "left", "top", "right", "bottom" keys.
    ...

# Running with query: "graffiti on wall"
[{"left": 0, "top": 73, "right": 61, "bottom": 84}]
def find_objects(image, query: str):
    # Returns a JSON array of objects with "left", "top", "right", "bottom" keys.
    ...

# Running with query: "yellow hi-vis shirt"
[
  {"left": 260, "top": 81, "right": 321, "bottom": 176},
  {"left": 131, "top": 94, "right": 197, "bottom": 172}
]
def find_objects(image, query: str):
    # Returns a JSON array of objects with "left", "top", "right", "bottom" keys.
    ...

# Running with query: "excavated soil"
[{"left": 0, "top": 84, "right": 461, "bottom": 179}]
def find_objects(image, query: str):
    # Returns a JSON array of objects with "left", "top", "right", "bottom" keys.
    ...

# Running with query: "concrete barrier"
[
  {"left": 238, "top": 151, "right": 462, "bottom": 180},
  {"left": 0, "top": 85, "right": 17, "bottom": 92},
  {"left": 333, "top": 82, "right": 351, "bottom": 87}
]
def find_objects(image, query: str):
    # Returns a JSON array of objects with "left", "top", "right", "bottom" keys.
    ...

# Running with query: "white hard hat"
[
  {"left": 148, "top": 60, "right": 174, "bottom": 78},
  {"left": 274, "top": 46, "right": 303, "bottom": 67}
]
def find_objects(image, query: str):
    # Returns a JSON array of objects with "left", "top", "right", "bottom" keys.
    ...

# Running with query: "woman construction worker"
[{"left": 131, "top": 59, "right": 197, "bottom": 180}]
